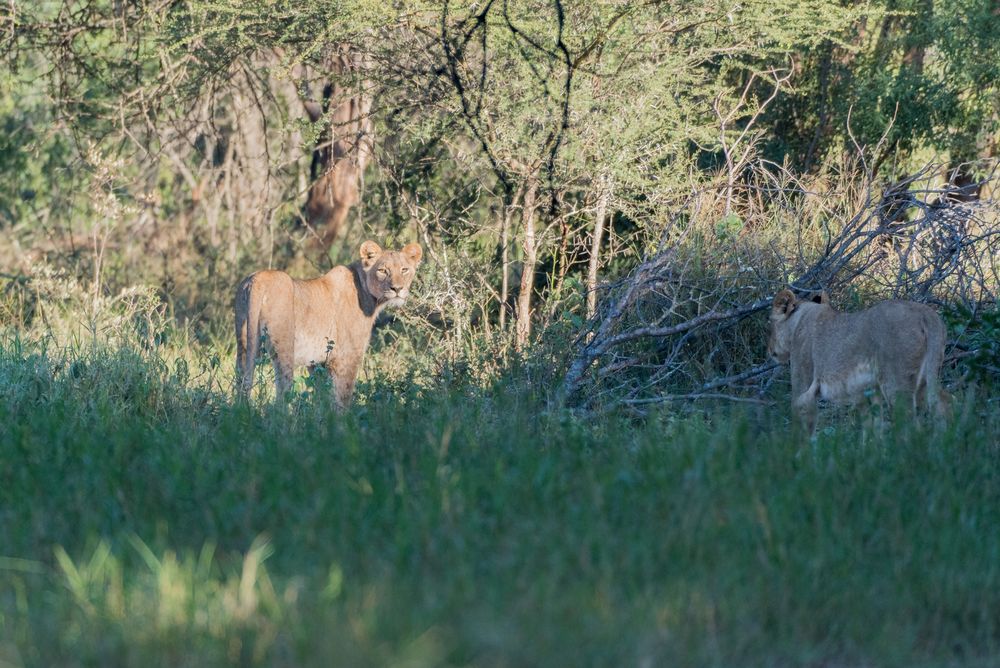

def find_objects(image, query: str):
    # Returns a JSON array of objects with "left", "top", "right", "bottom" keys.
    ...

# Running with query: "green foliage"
[
  {"left": 945, "top": 305, "right": 1000, "bottom": 390},
  {"left": 0, "top": 70, "right": 82, "bottom": 229},
  {"left": 162, "top": 0, "right": 394, "bottom": 96},
  {"left": 714, "top": 214, "right": 744, "bottom": 242},
  {"left": 764, "top": 0, "right": 1000, "bottom": 171}
]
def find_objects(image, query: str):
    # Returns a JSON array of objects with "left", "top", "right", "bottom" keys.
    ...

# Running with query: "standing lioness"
[
  {"left": 235, "top": 240, "right": 422, "bottom": 406},
  {"left": 768, "top": 289, "right": 947, "bottom": 435}
]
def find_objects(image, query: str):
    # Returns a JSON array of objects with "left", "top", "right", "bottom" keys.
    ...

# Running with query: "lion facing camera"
[{"left": 235, "top": 240, "right": 422, "bottom": 407}]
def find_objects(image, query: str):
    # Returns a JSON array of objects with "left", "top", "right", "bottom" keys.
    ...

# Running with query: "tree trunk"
[
  {"left": 303, "top": 47, "right": 373, "bottom": 251},
  {"left": 230, "top": 68, "right": 271, "bottom": 233},
  {"left": 499, "top": 200, "right": 513, "bottom": 332},
  {"left": 586, "top": 177, "right": 610, "bottom": 321},
  {"left": 515, "top": 178, "right": 539, "bottom": 351},
  {"left": 901, "top": 0, "right": 931, "bottom": 76}
]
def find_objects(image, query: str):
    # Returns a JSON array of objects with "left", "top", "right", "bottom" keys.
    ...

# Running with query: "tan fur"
[
  {"left": 767, "top": 288, "right": 947, "bottom": 436},
  {"left": 235, "top": 241, "right": 422, "bottom": 406}
]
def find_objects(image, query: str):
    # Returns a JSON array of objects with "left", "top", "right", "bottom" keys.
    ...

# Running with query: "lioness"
[
  {"left": 767, "top": 288, "right": 946, "bottom": 435},
  {"left": 235, "top": 240, "right": 422, "bottom": 406}
]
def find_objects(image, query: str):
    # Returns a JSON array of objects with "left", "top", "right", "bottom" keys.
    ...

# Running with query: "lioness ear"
[
  {"left": 401, "top": 243, "right": 422, "bottom": 266},
  {"left": 359, "top": 240, "right": 383, "bottom": 270},
  {"left": 809, "top": 291, "right": 830, "bottom": 305},
  {"left": 772, "top": 288, "right": 797, "bottom": 316}
]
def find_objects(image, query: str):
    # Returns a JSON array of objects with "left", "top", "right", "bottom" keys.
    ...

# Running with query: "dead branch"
[{"left": 560, "top": 157, "right": 1000, "bottom": 408}]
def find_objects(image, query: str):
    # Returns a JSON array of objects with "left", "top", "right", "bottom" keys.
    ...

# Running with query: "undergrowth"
[{"left": 1, "top": 335, "right": 999, "bottom": 667}]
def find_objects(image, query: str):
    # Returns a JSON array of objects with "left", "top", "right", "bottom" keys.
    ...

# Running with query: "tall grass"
[{"left": 2, "top": 334, "right": 999, "bottom": 666}]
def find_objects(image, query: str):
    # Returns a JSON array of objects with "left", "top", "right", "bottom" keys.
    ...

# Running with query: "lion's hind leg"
[
  {"left": 792, "top": 379, "right": 820, "bottom": 438},
  {"left": 236, "top": 336, "right": 257, "bottom": 398},
  {"left": 265, "top": 315, "right": 297, "bottom": 400}
]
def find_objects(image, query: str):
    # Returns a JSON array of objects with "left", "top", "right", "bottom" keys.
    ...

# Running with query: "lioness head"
[
  {"left": 767, "top": 288, "right": 828, "bottom": 363},
  {"left": 358, "top": 240, "right": 423, "bottom": 307}
]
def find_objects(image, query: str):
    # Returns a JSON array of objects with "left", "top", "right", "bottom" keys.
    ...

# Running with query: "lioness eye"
[
  {"left": 401, "top": 267, "right": 409, "bottom": 274},
  {"left": 377, "top": 268, "right": 387, "bottom": 277}
]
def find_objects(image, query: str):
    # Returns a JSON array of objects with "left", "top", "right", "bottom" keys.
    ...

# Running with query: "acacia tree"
[
  {"left": 424, "top": 0, "right": 579, "bottom": 349},
  {"left": 764, "top": 0, "right": 1000, "bottom": 181},
  {"left": 411, "top": 0, "right": 869, "bottom": 346},
  {"left": 2, "top": 1, "right": 390, "bottom": 258}
]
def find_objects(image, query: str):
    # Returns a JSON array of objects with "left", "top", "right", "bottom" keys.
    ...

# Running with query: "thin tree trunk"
[
  {"left": 542, "top": 195, "right": 574, "bottom": 328},
  {"left": 231, "top": 67, "right": 271, "bottom": 232},
  {"left": 803, "top": 43, "right": 832, "bottom": 173},
  {"left": 586, "top": 178, "right": 610, "bottom": 321},
  {"left": 901, "top": 0, "right": 931, "bottom": 75},
  {"left": 499, "top": 202, "right": 512, "bottom": 332},
  {"left": 515, "top": 178, "right": 539, "bottom": 351},
  {"left": 303, "top": 47, "right": 373, "bottom": 251}
]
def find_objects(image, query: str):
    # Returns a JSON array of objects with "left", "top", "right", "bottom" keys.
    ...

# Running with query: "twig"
[{"left": 623, "top": 393, "right": 776, "bottom": 406}]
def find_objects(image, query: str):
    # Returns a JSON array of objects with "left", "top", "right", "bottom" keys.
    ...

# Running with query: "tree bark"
[
  {"left": 303, "top": 47, "right": 373, "bottom": 250},
  {"left": 499, "top": 201, "right": 513, "bottom": 332},
  {"left": 586, "top": 177, "right": 610, "bottom": 321},
  {"left": 515, "top": 178, "right": 539, "bottom": 350},
  {"left": 230, "top": 67, "right": 271, "bottom": 233}
]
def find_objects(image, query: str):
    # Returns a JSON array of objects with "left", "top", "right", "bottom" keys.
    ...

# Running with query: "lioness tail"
[{"left": 235, "top": 275, "right": 262, "bottom": 397}]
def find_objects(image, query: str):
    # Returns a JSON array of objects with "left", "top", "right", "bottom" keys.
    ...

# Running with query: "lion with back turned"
[
  {"left": 235, "top": 240, "right": 422, "bottom": 406},
  {"left": 767, "top": 288, "right": 948, "bottom": 436}
]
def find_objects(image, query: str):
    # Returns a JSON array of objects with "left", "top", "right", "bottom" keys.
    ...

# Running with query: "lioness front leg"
[{"left": 327, "top": 361, "right": 360, "bottom": 410}]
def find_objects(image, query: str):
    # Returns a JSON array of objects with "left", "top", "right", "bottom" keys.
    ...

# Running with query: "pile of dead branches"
[{"left": 560, "top": 160, "right": 1000, "bottom": 410}]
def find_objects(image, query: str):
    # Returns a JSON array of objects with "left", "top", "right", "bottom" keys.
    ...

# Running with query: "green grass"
[{"left": 1, "top": 338, "right": 999, "bottom": 667}]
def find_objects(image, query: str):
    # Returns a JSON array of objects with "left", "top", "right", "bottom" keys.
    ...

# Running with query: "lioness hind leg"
[
  {"left": 235, "top": 332, "right": 250, "bottom": 396},
  {"left": 862, "top": 389, "right": 891, "bottom": 436},
  {"left": 236, "top": 351, "right": 256, "bottom": 397},
  {"left": 234, "top": 304, "right": 255, "bottom": 398},
  {"left": 262, "top": 312, "right": 296, "bottom": 400},
  {"left": 914, "top": 373, "right": 951, "bottom": 419},
  {"left": 271, "top": 357, "right": 295, "bottom": 398},
  {"left": 934, "top": 389, "right": 952, "bottom": 418},
  {"left": 792, "top": 380, "right": 820, "bottom": 438},
  {"left": 235, "top": 331, "right": 265, "bottom": 399},
  {"left": 797, "top": 403, "right": 818, "bottom": 439}
]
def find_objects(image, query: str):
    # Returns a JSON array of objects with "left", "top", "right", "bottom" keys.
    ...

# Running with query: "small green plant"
[
  {"left": 944, "top": 305, "right": 1000, "bottom": 389},
  {"left": 714, "top": 213, "right": 744, "bottom": 242}
]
